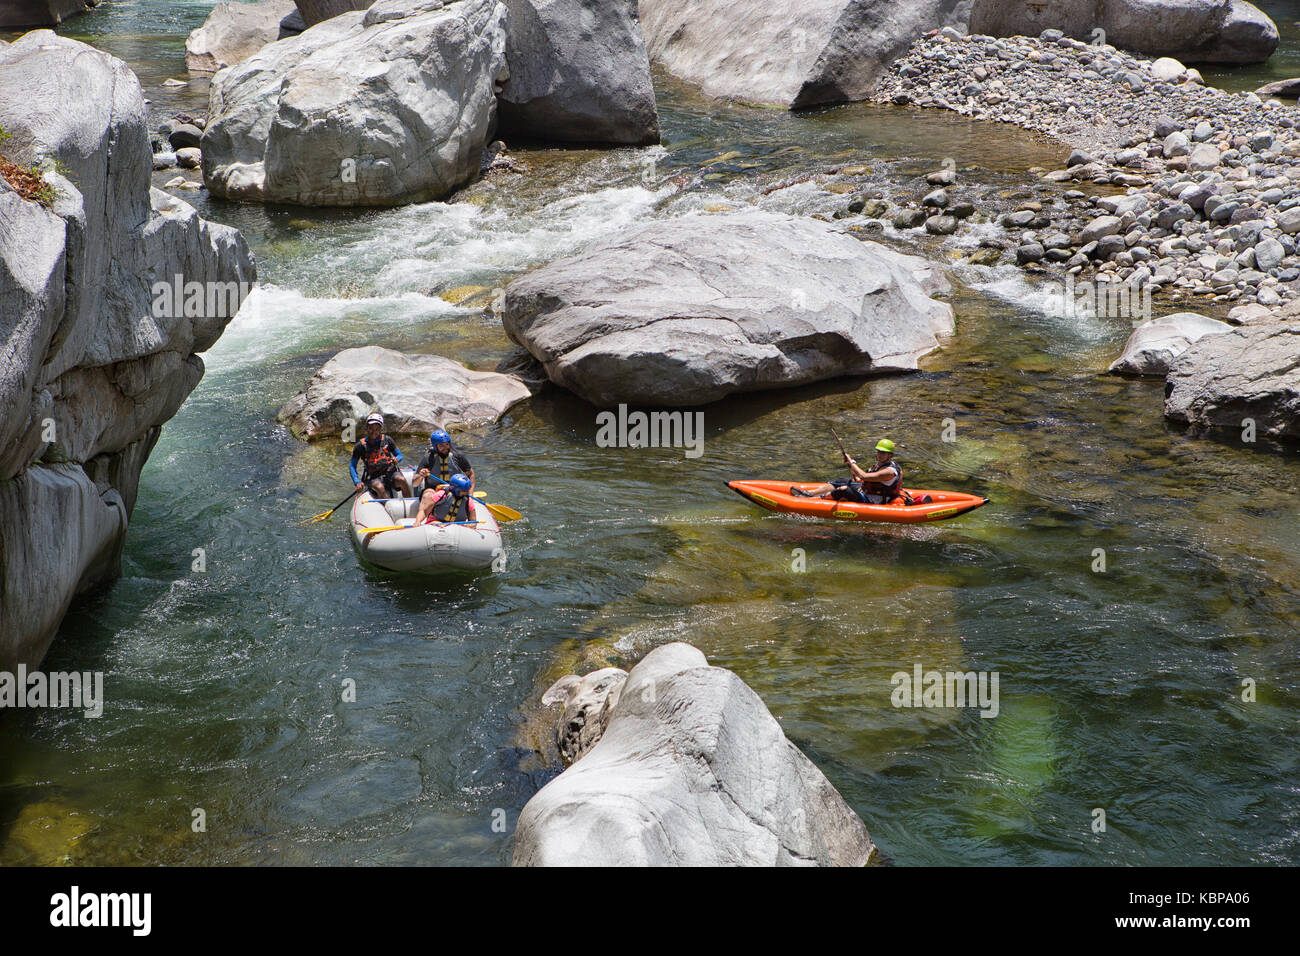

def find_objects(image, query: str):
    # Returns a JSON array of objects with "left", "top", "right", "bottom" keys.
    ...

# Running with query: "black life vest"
[
  {"left": 429, "top": 490, "right": 471, "bottom": 523},
  {"left": 864, "top": 459, "right": 902, "bottom": 500},
  {"left": 428, "top": 446, "right": 457, "bottom": 481},
  {"left": 362, "top": 437, "right": 397, "bottom": 479}
]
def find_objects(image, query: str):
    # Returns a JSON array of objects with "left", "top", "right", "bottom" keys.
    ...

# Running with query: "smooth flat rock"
[
  {"left": 513, "top": 642, "right": 877, "bottom": 866},
  {"left": 1108, "top": 312, "right": 1232, "bottom": 376},
  {"left": 276, "top": 345, "right": 532, "bottom": 438},
  {"left": 498, "top": 0, "right": 659, "bottom": 145},
  {"left": 501, "top": 211, "right": 955, "bottom": 406},
  {"left": 1164, "top": 324, "right": 1300, "bottom": 438},
  {"left": 202, "top": 0, "right": 508, "bottom": 206},
  {"left": 1255, "top": 77, "right": 1300, "bottom": 99},
  {"left": 637, "top": 0, "right": 968, "bottom": 108}
]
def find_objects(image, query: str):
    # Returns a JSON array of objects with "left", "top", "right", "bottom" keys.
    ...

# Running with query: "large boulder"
[
  {"left": 0, "top": 33, "right": 255, "bottom": 671},
  {"left": 513, "top": 643, "right": 877, "bottom": 866},
  {"left": 294, "top": 0, "right": 373, "bottom": 26},
  {"left": 202, "top": 0, "right": 508, "bottom": 207},
  {"left": 968, "top": 0, "right": 1279, "bottom": 64},
  {"left": 497, "top": 0, "right": 659, "bottom": 145},
  {"left": 0, "top": 0, "right": 87, "bottom": 27},
  {"left": 277, "top": 345, "right": 532, "bottom": 439},
  {"left": 637, "top": 0, "right": 969, "bottom": 108},
  {"left": 502, "top": 211, "right": 955, "bottom": 406},
  {"left": 185, "top": 1, "right": 300, "bottom": 74},
  {"left": 1107, "top": 312, "right": 1232, "bottom": 377},
  {"left": 1164, "top": 324, "right": 1300, "bottom": 439}
]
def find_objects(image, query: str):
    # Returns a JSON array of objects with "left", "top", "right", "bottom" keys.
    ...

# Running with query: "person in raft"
[
  {"left": 350, "top": 413, "right": 413, "bottom": 500},
  {"left": 792, "top": 438, "right": 920, "bottom": 504},
  {"left": 415, "top": 472, "right": 476, "bottom": 525},
  {"left": 413, "top": 428, "right": 474, "bottom": 498}
]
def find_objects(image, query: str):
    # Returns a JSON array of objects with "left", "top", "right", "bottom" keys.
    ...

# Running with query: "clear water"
[{"left": 2, "top": 2, "right": 1297, "bottom": 866}]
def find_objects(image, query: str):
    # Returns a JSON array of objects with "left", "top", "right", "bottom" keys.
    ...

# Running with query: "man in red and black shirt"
[{"left": 349, "top": 413, "right": 413, "bottom": 499}]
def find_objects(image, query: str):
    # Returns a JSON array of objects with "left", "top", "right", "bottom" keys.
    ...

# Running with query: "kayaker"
[
  {"left": 350, "top": 413, "right": 413, "bottom": 500},
  {"left": 415, "top": 473, "right": 476, "bottom": 525},
  {"left": 793, "top": 438, "right": 905, "bottom": 504},
  {"left": 413, "top": 428, "right": 474, "bottom": 497}
]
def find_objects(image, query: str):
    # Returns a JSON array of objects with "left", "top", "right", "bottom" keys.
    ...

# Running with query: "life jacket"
[
  {"left": 423, "top": 490, "right": 472, "bottom": 524},
  {"left": 864, "top": 459, "right": 902, "bottom": 501},
  {"left": 428, "top": 446, "right": 457, "bottom": 482},
  {"left": 362, "top": 436, "right": 398, "bottom": 480}
]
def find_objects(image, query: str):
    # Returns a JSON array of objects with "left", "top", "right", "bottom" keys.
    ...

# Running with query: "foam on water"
[{"left": 203, "top": 285, "right": 462, "bottom": 373}]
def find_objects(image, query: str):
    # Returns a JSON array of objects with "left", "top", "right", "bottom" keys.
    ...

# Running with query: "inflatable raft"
[
  {"left": 726, "top": 480, "right": 988, "bottom": 524},
  {"left": 349, "top": 472, "right": 502, "bottom": 573}
]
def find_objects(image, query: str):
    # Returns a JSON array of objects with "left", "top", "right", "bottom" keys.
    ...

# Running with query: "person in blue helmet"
[
  {"left": 413, "top": 428, "right": 474, "bottom": 497},
  {"left": 415, "top": 473, "right": 476, "bottom": 525}
]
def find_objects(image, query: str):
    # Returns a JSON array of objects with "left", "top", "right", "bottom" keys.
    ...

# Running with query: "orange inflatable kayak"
[{"left": 726, "top": 480, "right": 988, "bottom": 524}]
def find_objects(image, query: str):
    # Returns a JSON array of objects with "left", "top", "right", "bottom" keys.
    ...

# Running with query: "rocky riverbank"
[
  {"left": 871, "top": 30, "right": 1300, "bottom": 310},
  {"left": 0, "top": 32, "right": 253, "bottom": 670}
]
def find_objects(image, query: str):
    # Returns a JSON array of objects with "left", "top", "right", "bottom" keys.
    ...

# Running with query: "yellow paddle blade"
[
  {"left": 299, "top": 509, "right": 336, "bottom": 525},
  {"left": 358, "top": 524, "right": 410, "bottom": 535},
  {"left": 481, "top": 501, "right": 522, "bottom": 521}
]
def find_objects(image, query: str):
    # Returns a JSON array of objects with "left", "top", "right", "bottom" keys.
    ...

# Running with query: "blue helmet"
[
  {"left": 430, "top": 429, "right": 451, "bottom": 446},
  {"left": 448, "top": 473, "right": 472, "bottom": 494}
]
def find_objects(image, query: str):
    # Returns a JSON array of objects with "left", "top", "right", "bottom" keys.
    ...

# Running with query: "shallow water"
[{"left": 1, "top": 2, "right": 1298, "bottom": 867}]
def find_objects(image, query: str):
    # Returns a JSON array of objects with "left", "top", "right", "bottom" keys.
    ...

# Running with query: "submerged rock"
[
  {"left": 185, "top": 1, "right": 299, "bottom": 74},
  {"left": 0, "top": 32, "right": 255, "bottom": 670},
  {"left": 498, "top": 0, "right": 659, "bottom": 146},
  {"left": 1107, "top": 312, "right": 1232, "bottom": 377},
  {"left": 1164, "top": 324, "right": 1300, "bottom": 439},
  {"left": 502, "top": 211, "right": 955, "bottom": 406},
  {"left": 202, "top": 0, "right": 508, "bottom": 206},
  {"left": 637, "top": 0, "right": 969, "bottom": 108},
  {"left": 513, "top": 642, "right": 877, "bottom": 866},
  {"left": 277, "top": 345, "right": 531, "bottom": 439},
  {"left": 968, "top": 0, "right": 1278, "bottom": 64}
]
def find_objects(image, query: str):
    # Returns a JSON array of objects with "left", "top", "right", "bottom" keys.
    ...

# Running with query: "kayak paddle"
[
  {"left": 359, "top": 521, "right": 481, "bottom": 535},
  {"left": 301, "top": 487, "right": 360, "bottom": 525},
  {"left": 828, "top": 426, "right": 919, "bottom": 506}
]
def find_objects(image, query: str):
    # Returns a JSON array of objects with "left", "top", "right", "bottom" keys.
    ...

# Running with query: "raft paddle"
[
  {"left": 360, "top": 521, "right": 481, "bottom": 535},
  {"left": 474, "top": 493, "right": 522, "bottom": 522},
  {"left": 301, "top": 487, "right": 360, "bottom": 525}
]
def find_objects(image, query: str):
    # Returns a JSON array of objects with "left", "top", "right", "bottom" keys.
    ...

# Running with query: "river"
[{"left": 1, "top": 1, "right": 1297, "bottom": 866}]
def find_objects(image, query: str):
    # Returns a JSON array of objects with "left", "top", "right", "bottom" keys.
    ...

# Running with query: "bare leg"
[
  {"left": 368, "top": 478, "right": 387, "bottom": 498},
  {"left": 803, "top": 483, "right": 835, "bottom": 497},
  {"left": 394, "top": 473, "right": 413, "bottom": 497},
  {"left": 414, "top": 489, "right": 438, "bottom": 525}
]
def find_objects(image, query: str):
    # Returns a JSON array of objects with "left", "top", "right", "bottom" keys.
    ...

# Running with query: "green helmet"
[{"left": 875, "top": 439, "right": 895, "bottom": 454}]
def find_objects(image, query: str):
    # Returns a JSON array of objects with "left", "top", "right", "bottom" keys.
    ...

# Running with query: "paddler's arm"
[
  {"left": 349, "top": 444, "right": 363, "bottom": 489},
  {"left": 844, "top": 457, "right": 871, "bottom": 482}
]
